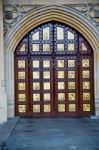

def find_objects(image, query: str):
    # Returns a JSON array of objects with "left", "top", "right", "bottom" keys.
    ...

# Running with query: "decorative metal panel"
[
  {"left": 44, "top": 93, "right": 50, "bottom": 101},
  {"left": 68, "top": 93, "right": 75, "bottom": 101},
  {"left": 57, "top": 27, "right": 64, "bottom": 40},
  {"left": 44, "top": 104, "right": 51, "bottom": 112},
  {"left": 33, "top": 82, "right": 40, "bottom": 90},
  {"left": 68, "top": 60, "right": 75, "bottom": 67},
  {"left": 67, "top": 31, "right": 74, "bottom": 40},
  {"left": 82, "top": 59, "right": 90, "bottom": 67},
  {"left": 33, "top": 105, "right": 40, "bottom": 112},
  {"left": 18, "top": 94, "right": 26, "bottom": 101},
  {"left": 58, "top": 93, "right": 65, "bottom": 101},
  {"left": 32, "top": 60, "right": 39, "bottom": 68},
  {"left": 18, "top": 83, "right": 26, "bottom": 91},
  {"left": 57, "top": 60, "right": 64, "bottom": 68},
  {"left": 69, "top": 104, "right": 76, "bottom": 112},
  {"left": 32, "top": 31, "right": 39, "bottom": 40},
  {"left": 33, "top": 93, "right": 40, "bottom": 101},
  {"left": 18, "top": 105, "right": 26, "bottom": 113},
  {"left": 58, "top": 104, "right": 65, "bottom": 112},
  {"left": 18, "top": 60, "right": 25, "bottom": 68},
  {"left": 83, "top": 104, "right": 90, "bottom": 112},
  {"left": 43, "top": 27, "right": 50, "bottom": 40}
]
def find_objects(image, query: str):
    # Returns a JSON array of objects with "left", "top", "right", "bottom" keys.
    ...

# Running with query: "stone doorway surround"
[
  {"left": 4, "top": 5, "right": 99, "bottom": 119},
  {"left": 0, "top": 0, "right": 7, "bottom": 123}
]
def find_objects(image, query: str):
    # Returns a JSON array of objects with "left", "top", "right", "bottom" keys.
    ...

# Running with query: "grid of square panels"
[
  {"left": 54, "top": 24, "right": 78, "bottom": 54},
  {"left": 55, "top": 56, "right": 78, "bottom": 113},
  {"left": 29, "top": 23, "right": 79, "bottom": 55},
  {"left": 30, "top": 57, "right": 53, "bottom": 113},
  {"left": 15, "top": 57, "right": 29, "bottom": 114},
  {"left": 29, "top": 23, "right": 53, "bottom": 55},
  {"left": 79, "top": 56, "right": 93, "bottom": 113}
]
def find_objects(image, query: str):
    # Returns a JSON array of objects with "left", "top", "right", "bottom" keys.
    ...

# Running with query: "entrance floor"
[{"left": 3, "top": 118, "right": 99, "bottom": 150}]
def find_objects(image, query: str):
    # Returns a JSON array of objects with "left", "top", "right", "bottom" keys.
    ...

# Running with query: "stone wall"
[
  {"left": 0, "top": 0, "right": 7, "bottom": 123},
  {"left": 3, "top": 0, "right": 99, "bottom": 36}
]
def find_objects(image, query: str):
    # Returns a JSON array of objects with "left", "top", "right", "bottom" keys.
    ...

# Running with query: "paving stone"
[
  {"left": 0, "top": 117, "right": 19, "bottom": 150},
  {"left": 3, "top": 118, "right": 99, "bottom": 150}
]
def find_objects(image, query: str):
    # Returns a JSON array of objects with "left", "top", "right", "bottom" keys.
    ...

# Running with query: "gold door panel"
[
  {"left": 33, "top": 105, "right": 40, "bottom": 113},
  {"left": 32, "top": 60, "right": 40, "bottom": 68},
  {"left": 58, "top": 93, "right": 65, "bottom": 101},
  {"left": 43, "top": 71, "right": 50, "bottom": 79},
  {"left": 43, "top": 60, "right": 50, "bottom": 68},
  {"left": 33, "top": 93, "right": 40, "bottom": 101},
  {"left": 18, "top": 94, "right": 26, "bottom": 101},
  {"left": 18, "top": 60, "right": 25, "bottom": 68},
  {"left": 32, "top": 31, "right": 39, "bottom": 41},
  {"left": 83, "top": 93, "right": 90, "bottom": 101},
  {"left": 68, "top": 93, "right": 75, "bottom": 101},
  {"left": 69, "top": 104, "right": 76, "bottom": 112},
  {"left": 82, "top": 59, "right": 89, "bottom": 67},
  {"left": 33, "top": 71, "right": 40, "bottom": 79},
  {"left": 58, "top": 82, "right": 65, "bottom": 90},
  {"left": 18, "top": 105, "right": 26, "bottom": 113},
  {"left": 43, "top": 44, "right": 50, "bottom": 51},
  {"left": 43, "top": 27, "right": 50, "bottom": 40},
  {"left": 57, "top": 27, "right": 64, "bottom": 40},
  {"left": 68, "top": 43, "right": 74, "bottom": 51},
  {"left": 82, "top": 71, "right": 90, "bottom": 78},
  {"left": 44, "top": 93, "right": 50, "bottom": 101},
  {"left": 57, "top": 60, "right": 64, "bottom": 68},
  {"left": 44, "top": 105, "right": 51, "bottom": 112},
  {"left": 33, "top": 83, "right": 40, "bottom": 90},
  {"left": 68, "top": 60, "right": 75, "bottom": 67},
  {"left": 18, "top": 83, "right": 26, "bottom": 91},
  {"left": 32, "top": 44, "right": 39, "bottom": 51},
  {"left": 57, "top": 71, "right": 64, "bottom": 78},
  {"left": 83, "top": 82, "right": 90, "bottom": 89},
  {"left": 57, "top": 44, "right": 64, "bottom": 51},
  {"left": 58, "top": 104, "right": 65, "bottom": 112},
  {"left": 83, "top": 104, "right": 90, "bottom": 112},
  {"left": 18, "top": 72, "right": 25, "bottom": 79},
  {"left": 68, "top": 82, "right": 75, "bottom": 90},
  {"left": 68, "top": 71, "right": 75, "bottom": 78}
]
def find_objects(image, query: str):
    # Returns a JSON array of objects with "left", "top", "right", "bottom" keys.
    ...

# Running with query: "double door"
[
  {"left": 15, "top": 54, "right": 94, "bottom": 117},
  {"left": 15, "top": 22, "right": 94, "bottom": 117}
]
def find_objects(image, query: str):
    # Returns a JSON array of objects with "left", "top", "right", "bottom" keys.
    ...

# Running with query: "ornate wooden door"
[{"left": 14, "top": 22, "right": 94, "bottom": 117}]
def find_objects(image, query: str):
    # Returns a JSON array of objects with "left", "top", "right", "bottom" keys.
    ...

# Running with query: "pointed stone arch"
[{"left": 4, "top": 5, "right": 99, "bottom": 117}]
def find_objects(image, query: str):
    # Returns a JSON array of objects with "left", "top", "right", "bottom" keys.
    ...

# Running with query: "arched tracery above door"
[{"left": 14, "top": 22, "right": 94, "bottom": 117}]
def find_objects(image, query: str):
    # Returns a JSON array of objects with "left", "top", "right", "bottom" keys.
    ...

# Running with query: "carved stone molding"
[
  {"left": 3, "top": 4, "right": 43, "bottom": 35},
  {"left": 3, "top": 3, "right": 99, "bottom": 36}
]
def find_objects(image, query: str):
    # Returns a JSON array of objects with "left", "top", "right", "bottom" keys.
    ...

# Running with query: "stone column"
[{"left": 0, "top": 0, "right": 7, "bottom": 123}]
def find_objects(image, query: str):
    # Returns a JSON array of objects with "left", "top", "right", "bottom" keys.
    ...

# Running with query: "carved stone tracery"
[{"left": 3, "top": 3, "right": 99, "bottom": 36}]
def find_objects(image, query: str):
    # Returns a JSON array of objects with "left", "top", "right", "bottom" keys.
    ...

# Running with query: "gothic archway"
[{"left": 4, "top": 5, "right": 99, "bottom": 117}]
